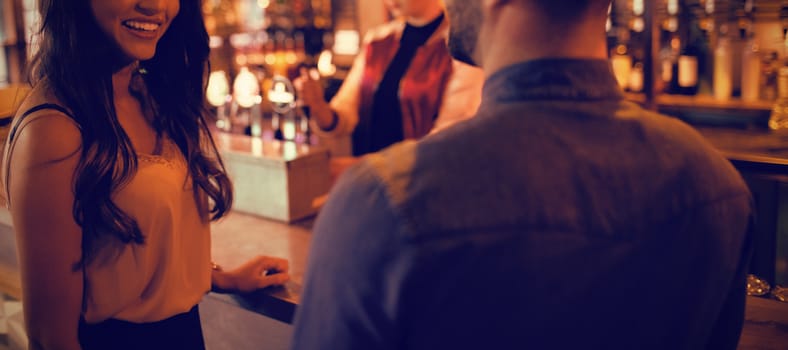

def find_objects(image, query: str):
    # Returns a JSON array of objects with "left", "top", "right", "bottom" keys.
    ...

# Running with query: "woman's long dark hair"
[{"left": 30, "top": 0, "right": 233, "bottom": 267}]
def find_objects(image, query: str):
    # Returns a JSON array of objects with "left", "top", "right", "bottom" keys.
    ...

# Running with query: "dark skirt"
[{"left": 78, "top": 305, "right": 205, "bottom": 350}]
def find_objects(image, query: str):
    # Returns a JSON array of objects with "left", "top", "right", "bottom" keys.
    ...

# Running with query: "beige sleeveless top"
[{"left": 83, "top": 139, "right": 211, "bottom": 323}]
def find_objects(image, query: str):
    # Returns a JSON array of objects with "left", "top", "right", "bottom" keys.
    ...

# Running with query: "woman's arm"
[
  {"left": 210, "top": 256, "right": 290, "bottom": 293},
  {"left": 7, "top": 111, "right": 84, "bottom": 350}
]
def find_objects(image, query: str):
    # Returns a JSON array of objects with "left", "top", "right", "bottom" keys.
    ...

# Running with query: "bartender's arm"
[
  {"left": 295, "top": 43, "right": 367, "bottom": 137},
  {"left": 295, "top": 68, "right": 337, "bottom": 131}
]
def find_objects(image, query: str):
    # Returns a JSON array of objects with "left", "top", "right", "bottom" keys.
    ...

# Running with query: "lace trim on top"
[{"left": 137, "top": 140, "right": 180, "bottom": 168}]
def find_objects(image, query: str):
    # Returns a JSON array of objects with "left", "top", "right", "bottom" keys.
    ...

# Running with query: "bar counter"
[
  {"left": 695, "top": 126, "right": 788, "bottom": 176},
  {"left": 208, "top": 210, "right": 313, "bottom": 324}
]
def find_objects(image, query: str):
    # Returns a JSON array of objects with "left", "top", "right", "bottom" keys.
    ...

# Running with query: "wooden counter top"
[
  {"left": 695, "top": 126, "right": 788, "bottom": 176},
  {"left": 208, "top": 211, "right": 313, "bottom": 324},
  {"left": 656, "top": 94, "right": 774, "bottom": 113},
  {"left": 739, "top": 296, "right": 788, "bottom": 349},
  {"left": 214, "top": 132, "right": 324, "bottom": 163}
]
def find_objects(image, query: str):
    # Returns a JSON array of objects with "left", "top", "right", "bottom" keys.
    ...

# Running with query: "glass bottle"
[
  {"left": 713, "top": 34, "right": 733, "bottom": 101},
  {"left": 762, "top": 52, "right": 779, "bottom": 101},
  {"left": 741, "top": 32, "right": 761, "bottom": 102},
  {"left": 611, "top": 28, "right": 632, "bottom": 90},
  {"left": 677, "top": 35, "right": 700, "bottom": 95},
  {"left": 629, "top": 62, "right": 644, "bottom": 93},
  {"left": 663, "top": 33, "right": 680, "bottom": 93},
  {"left": 768, "top": 61, "right": 788, "bottom": 130},
  {"left": 674, "top": 2, "right": 703, "bottom": 96},
  {"left": 697, "top": 0, "right": 716, "bottom": 96}
]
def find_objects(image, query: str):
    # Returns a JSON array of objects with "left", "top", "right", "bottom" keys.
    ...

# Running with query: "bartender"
[{"left": 296, "top": 0, "right": 483, "bottom": 157}]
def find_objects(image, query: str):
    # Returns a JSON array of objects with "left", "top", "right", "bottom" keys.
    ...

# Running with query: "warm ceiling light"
[
  {"left": 632, "top": 0, "right": 644, "bottom": 16},
  {"left": 333, "top": 30, "right": 360, "bottom": 56},
  {"left": 207, "top": 71, "right": 230, "bottom": 107},
  {"left": 233, "top": 67, "right": 261, "bottom": 108},
  {"left": 317, "top": 50, "right": 336, "bottom": 77}
]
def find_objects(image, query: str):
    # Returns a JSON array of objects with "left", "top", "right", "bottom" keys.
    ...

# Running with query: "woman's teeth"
[{"left": 123, "top": 21, "right": 159, "bottom": 32}]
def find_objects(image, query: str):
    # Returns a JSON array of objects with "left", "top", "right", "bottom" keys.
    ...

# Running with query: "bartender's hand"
[
  {"left": 213, "top": 256, "right": 290, "bottom": 293},
  {"left": 294, "top": 68, "right": 335, "bottom": 130}
]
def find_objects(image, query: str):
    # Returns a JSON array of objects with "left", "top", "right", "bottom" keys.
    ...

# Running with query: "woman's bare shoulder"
[
  {"left": 15, "top": 81, "right": 70, "bottom": 115},
  {"left": 11, "top": 82, "right": 82, "bottom": 163}
]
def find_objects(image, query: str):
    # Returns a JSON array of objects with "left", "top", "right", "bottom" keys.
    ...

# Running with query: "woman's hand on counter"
[{"left": 211, "top": 256, "right": 290, "bottom": 293}]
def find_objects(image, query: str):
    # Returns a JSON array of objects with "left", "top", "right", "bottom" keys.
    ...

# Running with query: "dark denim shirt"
[{"left": 292, "top": 59, "right": 753, "bottom": 350}]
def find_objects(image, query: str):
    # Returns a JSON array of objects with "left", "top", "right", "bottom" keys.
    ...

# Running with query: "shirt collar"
[{"left": 480, "top": 58, "right": 624, "bottom": 107}]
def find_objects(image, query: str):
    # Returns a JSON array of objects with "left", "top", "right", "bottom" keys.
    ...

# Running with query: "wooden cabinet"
[
  {"left": 1, "top": 0, "right": 21, "bottom": 86},
  {"left": 613, "top": 0, "right": 785, "bottom": 114},
  {"left": 1, "top": 0, "right": 38, "bottom": 86}
]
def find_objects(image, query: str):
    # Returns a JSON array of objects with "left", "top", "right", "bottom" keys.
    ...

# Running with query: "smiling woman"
[
  {"left": 90, "top": 0, "right": 179, "bottom": 61},
  {"left": 0, "top": 1, "right": 289, "bottom": 349}
]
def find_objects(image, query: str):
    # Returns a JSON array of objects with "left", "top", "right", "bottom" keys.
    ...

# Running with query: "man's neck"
[{"left": 480, "top": 7, "right": 608, "bottom": 78}]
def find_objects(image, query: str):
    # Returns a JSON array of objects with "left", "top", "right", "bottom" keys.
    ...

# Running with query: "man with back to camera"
[{"left": 291, "top": 1, "right": 754, "bottom": 349}]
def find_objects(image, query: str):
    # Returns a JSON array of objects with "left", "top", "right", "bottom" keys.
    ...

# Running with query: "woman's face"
[{"left": 90, "top": 0, "right": 180, "bottom": 61}]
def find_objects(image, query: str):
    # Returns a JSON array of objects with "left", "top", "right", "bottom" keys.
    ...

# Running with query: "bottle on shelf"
[
  {"left": 661, "top": 32, "right": 679, "bottom": 93},
  {"left": 697, "top": 3, "right": 715, "bottom": 96},
  {"left": 782, "top": 5, "right": 788, "bottom": 50},
  {"left": 676, "top": 29, "right": 701, "bottom": 95},
  {"left": 610, "top": 28, "right": 632, "bottom": 90},
  {"left": 768, "top": 62, "right": 788, "bottom": 130},
  {"left": 697, "top": 2, "right": 714, "bottom": 95},
  {"left": 664, "top": 0, "right": 704, "bottom": 96},
  {"left": 627, "top": 0, "right": 645, "bottom": 93},
  {"left": 741, "top": 32, "right": 761, "bottom": 102},
  {"left": 660, "top": 0, "right": 680, "bottom": 94},
  {"left": 713, "top": 27, "right": 733, "bottom": 101},
  {"left": 629, "top": 62, "right": 645, "bottom": 93},
  {"left": 658, "top": 12, "right": 681, "bottom": 93},
  {"left": 772, "top": 5, "right": 788, "bottom": 130},
  {"left": 763, "top": 52, "right": 780, "bottom": 101}
]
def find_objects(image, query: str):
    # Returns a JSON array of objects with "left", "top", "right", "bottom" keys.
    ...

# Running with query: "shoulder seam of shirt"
[
  {"left": 359, "top": 145, "right": 422, "bottom": 238},
  {"left": 397, "top": 189, "right": 753, "bottom": 245}
]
